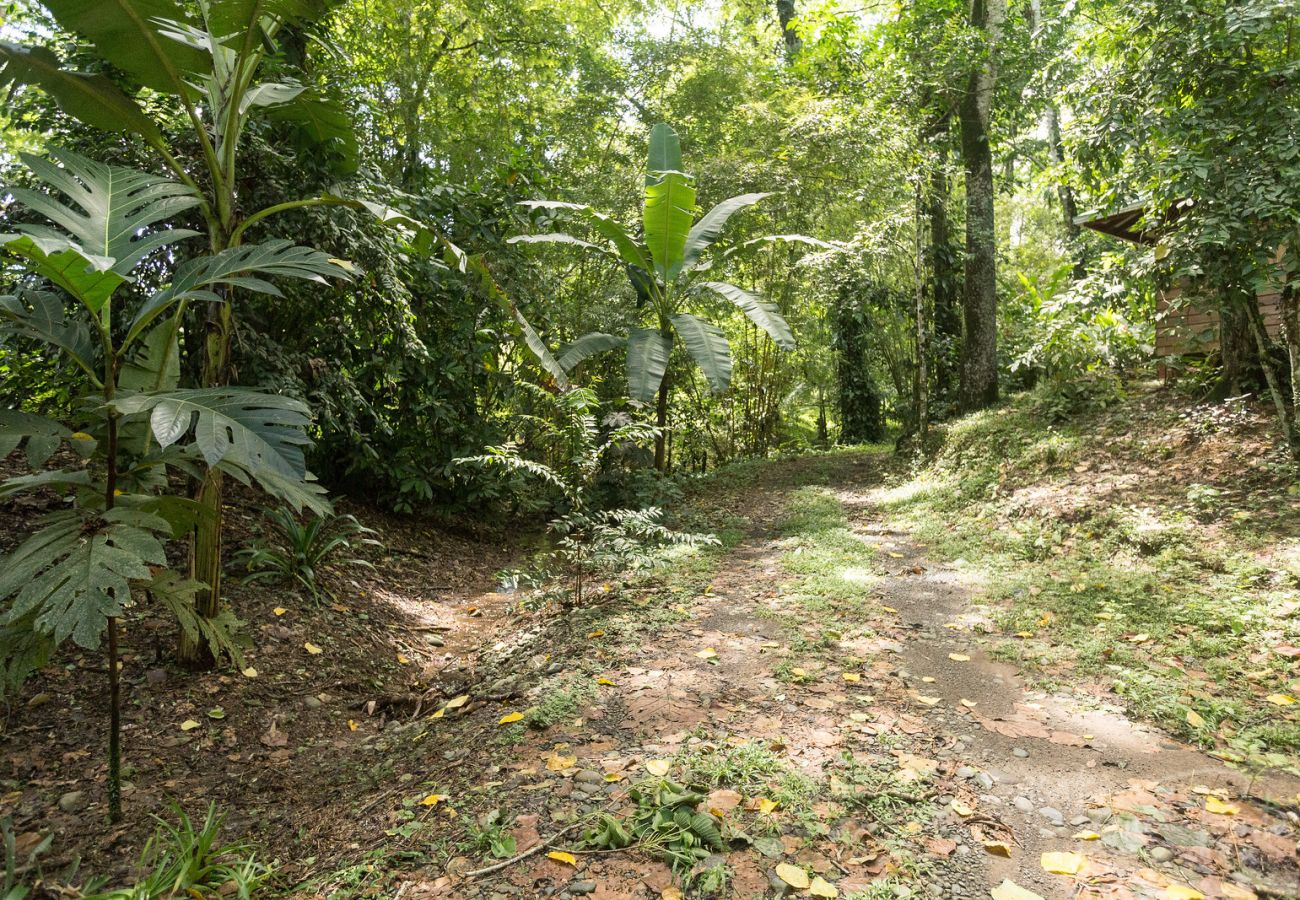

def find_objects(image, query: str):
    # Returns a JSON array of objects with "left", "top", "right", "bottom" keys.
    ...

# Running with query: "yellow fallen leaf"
[
  {"left": 960, "top": 698, "right": 977, "bottom": 708},
  {"left": 756, "top": 797, "right": 779, "bottom": 814},
  {"left": 348, "top": 720, "right": 359, "bottom": 731},
  {"left": 430, "top": 707, "right": 445, "bottom": 719},
  {"left": 604, "top": 772, "right": 624, "bottom": 782},
  {"left": 809, "top": 876, "right": 838, "bottom": 898},
  {"left": 1095, "top": 612, "right": 1114, "bottom": 620},
  {"left": 848, "top": 712, "right": 869, "bottom": 722},
  {"left": 1128, "top": 633, "right": 1151, "bottom": 643},
  {"left": 1040, "top": 851, "right": 1085, "bottom": 875},
  {"left": 1265, "top": 693, "right": 1296, "bottom": 706},
  {"left": 1205, "top": 796, "right": 1239, "bottom": 815},
  {"left": 888, "top": 552, "right": 904, "bottom": 558},
  {"left": 1015, "top": 631, "right": 1034, "bottom": 639},
  {"left": 180, "top": 719, "right": 201, "bottom": 731},
  {"left": 948, "top": 653, "right": 971, "bottom": 662},
  {"left": 596, "top": 677, "right": 616, "bottom": 686},
  {"left": 445, "top": 695, "right": 469, "bottom": 709},
  {"left": 304, "top": 642, "right": 322, "bottom": 655},
  {"left": 791, "top": 667, "right": 808, "bottom": 678},
  {"left": 842, "top": 673, "right": 860, "bottom": 682},
  {"left": 661, "top": 889, "right": 683, "bottom": 900},
  {"left": 990, "top": 881, "right": 1044, "bottom": 900},
  {"left": 921, "top": 676, "right": 936, "bottom": 683},
  {"left": 273, "top": 607, "right": 287, "bottom": 616},
  {"left": 982, "top": 840, "right": 1012, "bottom": 858},
  {"left": 241, "top": 667, "right": 258, "bottom": 678},
  {"left": 499, "top": 712, "right": 524, "bottom": 725},
  {"left": 397, "top": 653, "right": 410, "bottom": 665},
  {"left": 547, "top": 851, "right": 576, "bottom": 866},
  {"left": 1186, "top": 709, "right": 1206, "bottom": 728},
  {"left": 950, "top": 800, "right": 974, "bottom": 817},
  {"left": 420, "top": 793, "right": 447, "bottom": 806},
  {"left": 547, "top": 754, "right": 577, "bottom": 771},
  {"left": 1072, "top": 831, "right": 1100, "bottom": 841},
  {"left": 696, "top": 648, "right": 718, "bottom": 659},
  {"left": 587, "top": 630, "right": 605, "bottom": 638},
  {"left": 880, "top": 606, "right": 898, "bottom": 613},
  {"left": 916, "top": 695, "right": 942, "bottom": 706},
  {"left": 943, "top": 623, "right": 961, "bottom": 630},
  {"left": 644, "top": 759, "right": 672, "bottom": 776},
  {"left": 775, "top": 863, "right": 809, "bottom": 890}
]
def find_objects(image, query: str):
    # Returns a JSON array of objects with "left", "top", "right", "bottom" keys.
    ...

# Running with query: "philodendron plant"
[
  {"left": 0, "top": 149, "right": 345, "bottom": 822},
  {"left": 508, "top": 123, "right": 829, "bottom": 467}
]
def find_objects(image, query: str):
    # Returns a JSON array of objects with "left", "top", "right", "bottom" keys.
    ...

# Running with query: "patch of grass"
[
  {"left": 774, "top": 487, "right": 881, "bottom": 619},
  {"left": 522, "top": 675, "right": 597, "bottom": 730},
  {"left": 875, "top": 385, "right": 1300, "bottom": 771}
]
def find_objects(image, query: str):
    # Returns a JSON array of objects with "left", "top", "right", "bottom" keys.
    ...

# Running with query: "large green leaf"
[
  {"left": 0, "top": 235, "right": 124, "bottom": 313},
  {"left": 519, "top": 201, "right": 651, "bottom": 271},
  {"left": 507, "top": 233, "right": 604, "bottom": 254},
  {"left": 265, "top": 90, "right": 359, "bottom": 176},
  {"left": 208, "top": 0, "right": 341, "bottom": 36},
  {"left": 647, "top": 123, "right": 683, "bottom": 178},
  {"left": 38, "top": 0, "right": 210, "bottom": 95},
  {"left": 0, "top": 42, "right": 164, "bottom": 144},
  {"left": 119, "top": 324, "right": 181, "bottom": 392},
  {"left": 0, "top": 291, "right": 97, "bottom": 379},
  {"left": 557, "top": 332, "right": 625, "bottom": 372},
  {"left": 695, "top": 281, "right": 796, "bottom": 351},
  {"left": 626, "top": 328, "right": 673, "bottom": 405},
  {"left": 722, "top": 233, "right": 835, "bottom": 259},
  {"left": 0, "top": 507, "right": 168, "bottom": 649},
  {"left": 513, "top": 311, "right": 570, "bottom": 389},
  {"left": 0, "top": 410, "right": 73, "bottom": 467},
  {"left": 114, "top": 388, "right": 314, "bottom": 479},
  {"left": 643, "top": 171, "right": 696, "bottom": 282},
  {"left": 682, "top": 193, "right": 770, "bottom": 271},
  {"left": 670, "top": 313, "right": 732, "bottom": 393},
  {"left": 8, "top": 149, "right": 200, "bottom": 275}
]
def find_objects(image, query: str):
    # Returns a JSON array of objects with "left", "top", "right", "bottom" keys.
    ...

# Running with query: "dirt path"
[{"left": 415, "top": 453, "right": 1298, "bottom": 900}]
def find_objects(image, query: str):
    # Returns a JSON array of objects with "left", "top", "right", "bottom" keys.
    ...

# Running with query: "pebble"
[
  {"left": 1086, "top": 807, "right": 1112, "bottom": 824},
  {"left": 304, "top": 696, "right": 322, "bottom": 709},
  {"left": 956, "top": 766, "right": 977, "bottom": 779},
  {"left": 569, "top": 881, "right": 596, "bottom": 895},
  {"left": 57, "top": 791, "right": 83, "bottom": 813},
  {"left": 974, "top": 773, "right": 994, "bottom": 790},
  {"left": 1013, "top": 796, "right": 1034, "bottom": 814},
  {"left": 573, "top": 770, "right": 604, "bottom": 784},
  {"left": 1012, "top": 747, "right": 1029, "bottom": 758},
  {"left": 1149, "top": 847, "right": 1174, "bottom": 863},
  {"left": 1038, "top": 806, "right": 1065, "bottom": 825},
  {"left": 1070, "top": 815, "right": 1090, "bottom": 826}
]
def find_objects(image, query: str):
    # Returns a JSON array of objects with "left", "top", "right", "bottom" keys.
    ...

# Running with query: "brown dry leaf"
[
  {"left": 260, "top": 722, "right": 288, "bottom": 747},
  {"left": 925, "top": 837, "right": 957, "bottom": 857}
]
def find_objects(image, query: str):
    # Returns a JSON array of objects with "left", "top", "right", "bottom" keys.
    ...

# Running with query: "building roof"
[{"left": 1074, "top": 202, "right": 1155, "bottom": 244}]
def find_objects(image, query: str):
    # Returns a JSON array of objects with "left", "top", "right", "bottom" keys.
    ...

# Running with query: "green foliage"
[
  {"left": 582, "top": 779, "right": 725, "bottom": 875},
  {"left": 236, "top": 508, "right": 382, "bottom": 602},
  {"left": 80, "top": 802, "right": 271, "bottom": 900},
  {"left": 467, "top": 810, "right": 517, "bottom": 861}
]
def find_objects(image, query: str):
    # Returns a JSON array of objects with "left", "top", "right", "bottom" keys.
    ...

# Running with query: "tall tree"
[
  {"left": 957, "top": 0, "right": 1007, "bottom": 410},
  {"left": 776, "top": 0, "right": 802, "bottom": 59}
]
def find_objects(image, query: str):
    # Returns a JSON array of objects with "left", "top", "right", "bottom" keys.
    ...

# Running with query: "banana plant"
[
  {"left": 0, "top": 0, "right": 367, "bottom": 664},
  {"left": 0, "top": 149, "right": 346, "bottom": 821},
  {"left": 508, "top": 123, "right": 829, "bottom": 468}
]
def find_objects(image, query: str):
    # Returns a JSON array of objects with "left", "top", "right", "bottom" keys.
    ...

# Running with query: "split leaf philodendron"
[{"left": 507, "top": 122, "right": 831, "bottom": 468}]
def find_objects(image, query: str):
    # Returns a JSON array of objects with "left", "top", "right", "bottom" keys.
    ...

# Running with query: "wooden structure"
[{"left": 1078, "top": 204, "right": 1283, "bottom": 362}]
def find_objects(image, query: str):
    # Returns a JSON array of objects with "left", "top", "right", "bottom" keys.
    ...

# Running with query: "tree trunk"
[
  {"left": 927, "top": 126, "right": 960, "bottom": 407},
  {"left": 776, "top": 0, "right": 802, "bottom": 60},
  {"left": 654, "top": 366, "right": 671, "bottom": 471},
  {"left": 913, "top": 180, "right": 929, "bottom": 442},
  {"left": 957, "top": 0, "right": 1006, "bottom": 412}
]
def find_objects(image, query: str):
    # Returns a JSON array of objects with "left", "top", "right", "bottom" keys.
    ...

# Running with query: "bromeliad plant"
[
  {"left": 0, "top": 0, "right": 367, "bottom": 665},
  {"left": 456, "top": 384, "right": 716, "bottom": 606},
  {"left": 509, "top": 123, "right": 829, "bottom": 467},
  {"left": 0, "top": 149, "right": 343, "bottom": 822},
  {"left": 235, "top": 508, "right": 382, "bottom": 602}
]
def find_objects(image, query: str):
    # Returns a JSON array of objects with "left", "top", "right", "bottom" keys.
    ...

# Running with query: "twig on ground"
[{"left": 466, "top": 822, "right": 585, "bottom": 878}]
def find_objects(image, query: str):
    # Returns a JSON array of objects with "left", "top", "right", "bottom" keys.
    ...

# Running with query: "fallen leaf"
[
  {"left": 241, "top": 667, "right": 258, "bottom": 678},
  {"left": 809, "top": 875, "right": 838, "bottom": 898},
  {"left": 775, "top": 863, "right": 809, "bottom": 890},
  {"left": 588, "top": 630, "right": 605, "bottom": 639},
  {"left": 950, "top": 800, "right": 974, "bottom": 817},
  {"left": 207, "top": 707, "right": 225, "bottom": 719},
  {"left": 396, "top": 653, "right": 410, "bottom": 665},
  {"left": 1165, "top": 886, "right": 1204, "bottom": 900},
  {"left": 881, "top": 606, "right": 898, "bottom": 613},
  {"left": 499, "top": 712, "right": 524, "bottom": 725},
  {"left": 1265, "top": 693, "right": 1296, "bottom": 706},
  {"left": 547, "top": 851, "right": 576, "bottom": 866},
  {"left": 791, "top": 667, "right": 808, "bottom": 678},
  {"left": 842, "top": 673, "right": 860, "bottom": 682},
  {"left": 644, "top": 759, "right": 672, "bottom": 776},
  {"left": 915, "top": 695, "right": 941, "bottom": 706},
  {"left": 982, "top": 840, "right": 1012, "bottom": 858},
  {"left": 696, "top": 648, "right": 718, "bottom": 660},
  {"left": 421, "top": 793, "right": 447, "bottom": 807},
  {"left": 1072, "top": 831, "right": 1100, "bottom": 841},
  {"left": 604, "top": 772, "right": 623, "bottom": 782},
  {"left": 348, "top": 720, "right": 359, "bottom": 731},
  {"left": 547, "top": 754, "right": 578, "bottom": 771},
  {"left": 756, "top": 797, "right": 779, "bottom": 814},
  {"left": 180, "top": 719, "right": 201, "bottom": 731},
  {"left": 1186, "top": 709, "right": 1206, "bottom": 729},
  {"left": 960, "top": 698, "right": 977, "bottom": 708},
  {"left": 273, "top": 607, "right": 287, "bottom": 616},
  {"left": 990, "top": 881, "right": 1044, "bottom": 900},
  {"left": 596, "top": 677, "right": 616, "bottom": 686},
  {"left": 304, "top": 642, "right": 323, "bottom": 655},
  {"left": 948, "top": 653, "right": 971, "bottom": 662},
  {"left": 1205, "top": 796, "right": 1239, "bottom": 815},
  {"left": 1040, "top": 851, "right": 1085, "bottom": 875},
  {"left": 661, "top": 889, "right": 682, "bottom": 900},
  {"left": 1015, "top": 631, "right": 1034, "bottom": 638},
  {"left": 445, "top": 695, "right": 469, "bottom": 709}
]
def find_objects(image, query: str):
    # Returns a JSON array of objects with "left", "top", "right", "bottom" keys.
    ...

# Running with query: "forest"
[{"left": 0, "top": 0, "right": 1297, "bottom": 898}]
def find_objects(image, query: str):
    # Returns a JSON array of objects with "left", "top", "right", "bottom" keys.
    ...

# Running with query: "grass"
[{"left": 873, "top": 384, "right": 1300, "bottom": 772}]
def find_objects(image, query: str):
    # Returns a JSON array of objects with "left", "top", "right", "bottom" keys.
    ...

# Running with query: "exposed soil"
[{"left": 2, "top": 433, "right": 1298, "bottom": 899}]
